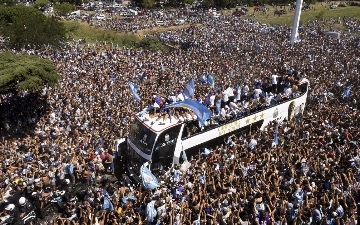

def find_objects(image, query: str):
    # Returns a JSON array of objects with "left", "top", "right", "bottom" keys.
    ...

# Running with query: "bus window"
[
  {"left": 152, "top": 125, "right": 182, "bottom": 171},
  {"left": 182, "top": 121, "right": 200, "bottom": 139},
  {"left": 129, "top": 119, "right": 156, "bottom": 155}
]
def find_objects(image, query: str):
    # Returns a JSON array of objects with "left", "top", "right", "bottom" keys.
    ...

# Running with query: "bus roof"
[{"left": 136, "top": 113, "right": 183, "bottom": 133}]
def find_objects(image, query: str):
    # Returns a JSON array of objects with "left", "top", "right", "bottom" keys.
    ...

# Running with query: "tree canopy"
[
  {"left": 0, "top": 5, "right": 66, "bottom": 50},
  {"left": 53, "top": 2, "right": 76, "bottom": 16},
  {"left": 0, "top": 52, "right": 60, "bottom": 93}
]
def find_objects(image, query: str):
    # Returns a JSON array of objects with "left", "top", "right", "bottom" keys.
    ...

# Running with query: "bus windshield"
[{"left": 128, "top": 119, "right": 156, "bottom": 155}]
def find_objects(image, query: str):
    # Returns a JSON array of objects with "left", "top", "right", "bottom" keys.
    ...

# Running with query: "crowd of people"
[{"left": 0, "top": 5, "right": 360, "bottom": 225}]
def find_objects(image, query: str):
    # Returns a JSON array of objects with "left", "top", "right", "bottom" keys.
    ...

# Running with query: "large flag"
[
  {"left": 103, "top": 196, "right": 114, "bottom": 210},
  {"left": 146, "top": 201, "right": 157, "bottom": 222},
  {"left": 183, "top": 78, "right": 195, "bottom": 98},
  {"left": 140, "top": 164, "right": 160, "bottom": 190},
  {"left": 165, "top": 99, "right": 212, "bottom": 126},
  {"left": 207, "top": 73, "right": 214, "bottom": 88},
  {"left": 122, "top": 195, "right": 137, "bottom": 203},
  {"left": 343, "top": 87, "right": 351, "bottom": 99},
  {"left": 272, "top": 124, "right": 279, "bottom": 147},
  {"left": 127, "top": 81, "right": 141, "bottom": 103}
]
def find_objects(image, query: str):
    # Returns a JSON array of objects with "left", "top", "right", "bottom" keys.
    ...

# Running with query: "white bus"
[{"left": 119, "top": 81, "right": 309, "bottom": 181}]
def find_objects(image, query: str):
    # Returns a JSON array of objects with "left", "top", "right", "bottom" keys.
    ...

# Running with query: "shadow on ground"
[{"left": 0, "top": 92, "right": 49, "bottom": 139}]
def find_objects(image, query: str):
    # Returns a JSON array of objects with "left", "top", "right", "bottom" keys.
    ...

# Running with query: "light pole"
[{"left": 290, "top": 0, "right": 303, "bottom": 45}]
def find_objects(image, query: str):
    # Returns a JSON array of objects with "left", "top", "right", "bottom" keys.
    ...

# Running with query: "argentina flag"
[
  {"left": 272, "top": 124, "right": 279, "bottom": 147},
  {"left": 343, "top": 87, "right": 351, "bottom": 99},
  {"left": 127, "top": 81, "right": 141, "bottom": 103},
  {"left": 207, "top": 73, "right": 214, "bottom": 88},
  {"left": 165, "top": 99, "right": 212, "bottom": 126},
  {"left": 183, "top": 78, "right": 195, "bottom": 98},
  {"left": 140, "top": 164, "right": 160, "bottom": 190}
]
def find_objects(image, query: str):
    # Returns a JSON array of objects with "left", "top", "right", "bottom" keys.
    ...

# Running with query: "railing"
[{"left": 181, "top": 83, "right": 308, "bottom": 140}]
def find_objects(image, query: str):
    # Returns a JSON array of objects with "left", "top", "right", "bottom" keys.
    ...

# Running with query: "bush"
[
  {"left": 136, "top": 37, "right": 168, "bottom": 51},
  {"left": 349, "top": 1, "right": 360, "bottom": 6}
]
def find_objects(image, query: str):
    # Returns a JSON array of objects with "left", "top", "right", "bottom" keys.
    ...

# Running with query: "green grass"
[
  {"left": 226, "top": 4, "right": 360, "bottom": 27},
  {"left": 63, "top": 20, "right": 140, "bottom": 47}
]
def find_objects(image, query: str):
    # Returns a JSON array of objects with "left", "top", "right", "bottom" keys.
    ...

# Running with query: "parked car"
[
  {"left": 155, "top": 20, "right": 164, "bottom": 26},
  {"left": 96, "top": 14, "right": 106, "bottom": 20},
  {"left": 330, "top": 4, "right": 338, "bottom": 9}
]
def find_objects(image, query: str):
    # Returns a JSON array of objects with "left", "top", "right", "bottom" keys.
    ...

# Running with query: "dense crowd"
[{"left": 0, "top": 5, "right": 360, "bottom": 225}]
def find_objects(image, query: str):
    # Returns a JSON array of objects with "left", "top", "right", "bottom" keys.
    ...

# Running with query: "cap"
[
  {"left": 19, "top": 197, "right": 26, "bottom": 206},
  {"left": 5, "top": 204, "right": 15, "bottom": 211}
]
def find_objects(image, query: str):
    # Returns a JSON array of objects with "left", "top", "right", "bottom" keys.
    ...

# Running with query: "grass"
[
  {"left": 226, "top": 3, "right": 360, "bottom": 28},
  {"left": 63, "top": 20, "right": 140, "bottom": 47}
]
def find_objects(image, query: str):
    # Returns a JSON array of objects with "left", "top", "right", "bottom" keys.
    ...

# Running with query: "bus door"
[
  {"left": 151, "top": 125, "right": 182, "bottom": 174},
  {"left": 115, "top": 138, "right": 127, "bottom": 170}
]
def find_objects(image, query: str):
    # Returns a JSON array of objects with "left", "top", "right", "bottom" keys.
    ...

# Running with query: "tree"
[
  {"left": 202, "top": 0, "right": 215, "bottom": 7},
  {"left": 142, "top": 0, "right": 156, "bottom": 8},
  {"left": 0, "top": 5, "right": 66, "bottom": 49},
  {"left": 0, "top": 0, "right": 14, "bottom": 6},
  {"left": 0, "top": 52, "right": 60, "bottom": 93},
  {"left": 53, "top": 2, "right": 76, "bottom": 16},
  {"left": 33, "top": 0, "right": 50, "bottom": 11}
]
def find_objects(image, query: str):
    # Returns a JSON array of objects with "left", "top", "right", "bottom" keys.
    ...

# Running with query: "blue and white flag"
[
  {"left": 140, "top": 164, "right": 160, "bottom": 190},
  {"left": 122, "top": 195, "right": 137, "bottom": 203},
  {"left": 165, "top": 99, "right": 212, "bottom": 126},
  {"left": 207, "top": 73, "right": 214, "bottom": 88},
  {"left": 230, "top": 69, "right": 234, "bottom": 78},
  {"left": 161, "top": 60, "right": 166, "bottom": 71},
  {"left": 183, "top": 78, "right": 195, "bottom": 98},
  {"left": 203, "top": 148, "right": 211, "bottom": 156},
  {"left": 146, "top": 201, "right": 157, "bottom": 222},
  {"left": 343, "top": 87, "right": 351, "bottom": 98},
  {"left": 272, "top": 124, "right": 279, "bottom": 147},
  {"left": 127, "top": 81, "right": 141, "bottom": 103},
  {"left": 199, "top": 74, "right": 207, "bottom": 83},
  {"left": 103, "top": 196, "right": 114, "bottom": 211}
]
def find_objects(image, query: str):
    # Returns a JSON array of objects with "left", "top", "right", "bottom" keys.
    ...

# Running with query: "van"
[
  {"left": 155, "top": 21, "right": 164, "bottom": 26},
  {"left": 175, "top": 19, "right": 185, "bottom": 25},
  {"left": 70, "top": 10, "right": 81, "bottom": 18},
  {"left": 324, "top": 31, "right": 340, "bottom": 39}
]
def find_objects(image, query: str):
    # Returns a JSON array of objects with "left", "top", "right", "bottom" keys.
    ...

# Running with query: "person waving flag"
[{"left": 127, "top": 81, "right": 141, "bottom": 103}]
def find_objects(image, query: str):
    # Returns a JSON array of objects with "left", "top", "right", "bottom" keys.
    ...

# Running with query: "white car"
[
  {"left": 330, "top": 5, "right": 337, "bottom": 9},
  {"left": 96, "top": 14, "right": 106, "bottom": 20}
]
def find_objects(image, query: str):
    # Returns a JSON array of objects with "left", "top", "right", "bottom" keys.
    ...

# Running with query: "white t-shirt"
[
  {"left": 254, "top": 88, "right": 262, "bottom": 98},
  {"left": 248, "top": 139, "right": 257, "bottom": 150},
  {"left": 222, "top": 91, "right": 229, "bottom": 102},
  {"left": 176, "top": 93, "right": 184, "bottom": 102},
  {"left": 210, "top": 95, "right": 215, "bottom": 106},
  {"left": 226, "top": 87, "right": 234, "bottom": 97},
  {"left": 284, "top": 87, "right": 292, "bottom": 97},
  {"left": 271, "top": 75, "right": 278, "bottom": 84}
]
